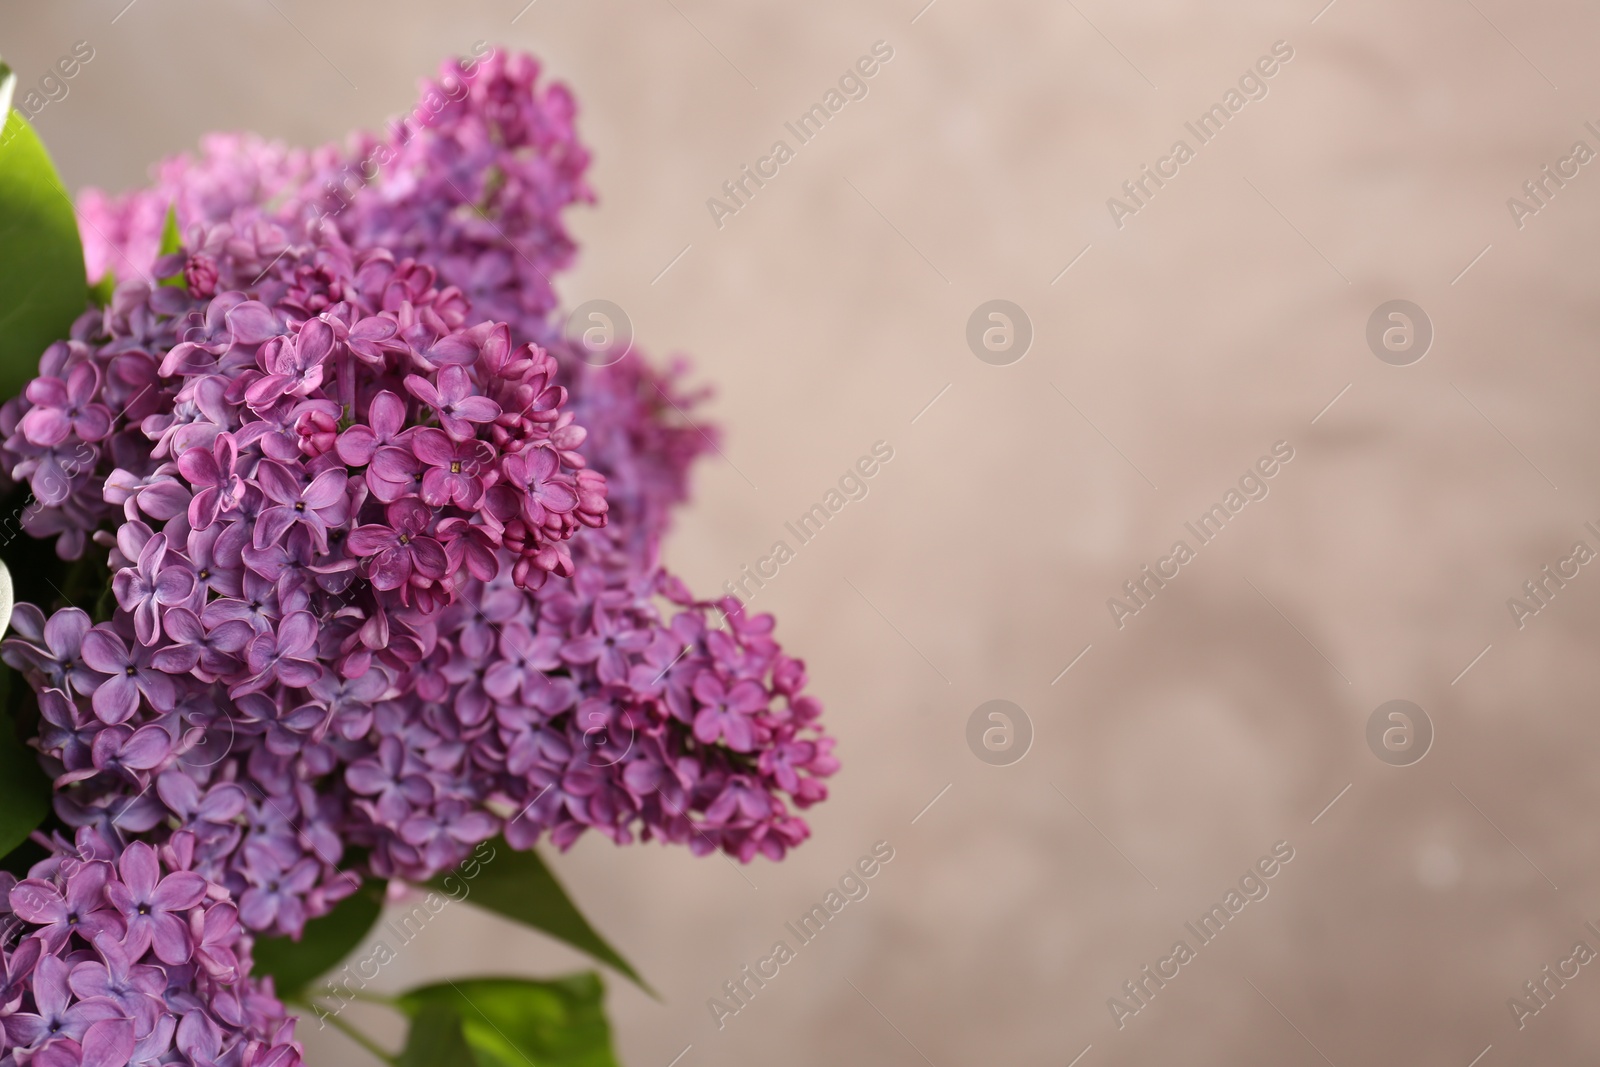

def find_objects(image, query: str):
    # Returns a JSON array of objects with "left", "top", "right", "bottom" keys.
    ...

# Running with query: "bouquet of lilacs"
[{"left": 0, "top": 46, "right": 835, "bottom": 1066}]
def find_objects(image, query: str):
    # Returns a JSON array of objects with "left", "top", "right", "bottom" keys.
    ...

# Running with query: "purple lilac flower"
[
  {"left": 0, "top": 48, "right": 835, "bottom": 999},
  {"left": 77, "top": 629, "right": 174, "bottom": 725},
  {"left": 0, "top": 829, "right": 301, "bottom": 1067}
]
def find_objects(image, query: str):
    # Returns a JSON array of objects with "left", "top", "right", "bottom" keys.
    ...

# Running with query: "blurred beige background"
[{"left": 7, "top": 0, "right": 1600, "bottom": 1063}]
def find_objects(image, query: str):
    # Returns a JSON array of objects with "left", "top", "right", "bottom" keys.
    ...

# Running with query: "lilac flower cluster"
[
  {"left": 0, "top": 46, "right": 842, "bottom": 1067},
  {"left": 78, "top": 49, "right": 589, "bottom": 343},
  {"left": 0, "top": 828, "right": 298, "bottom": 1067},
  {"left": 76, "top": 52, "right": 706, "bottom": 549},
  {"left": 5, "top": 42, "right": 834, "bottom": 971}
]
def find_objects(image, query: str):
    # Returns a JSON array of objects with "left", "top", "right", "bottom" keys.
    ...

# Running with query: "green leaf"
[
  {"left": 88, "top": 269, "right": 115, "bottom": 308},
  {"left": 156, "top": 205, "right": 185, "bottom": 288},
  {"left": 0, "top": 68, "right": 88, "bottom": 402},
  {"left": 398, "top": 974, "right": 618, "bottom": 1067},
  {"left": 158, "top": 203, "right": 182, "bottom": 257},
  {"left": 253, "top": 878, "right": 386, "bottom": 1001},
  {"left": 0, "top": 663, "right": 51, "bottom": 861},
  {"left": 428, "top": 841, "right": 652, "bottom": 995},
  {"left": 398, "top": 1000, "right": 477, "bottom": 1067}
]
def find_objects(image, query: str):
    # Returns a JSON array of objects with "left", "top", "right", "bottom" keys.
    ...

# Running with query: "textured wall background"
[{"left": 5, "top": 0, "right": 1600, "bottom": 1063}]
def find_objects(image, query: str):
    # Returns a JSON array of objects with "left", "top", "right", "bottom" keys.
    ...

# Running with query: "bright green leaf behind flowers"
[
  {"left": 157, "top": 204, "right": 186, "bottom": 287},
  {"left": 0, "top": 63, "right": 87, "bottom": 402},
  {"left": 398, "top": 974, "right": 618, "bottom": 1067}
]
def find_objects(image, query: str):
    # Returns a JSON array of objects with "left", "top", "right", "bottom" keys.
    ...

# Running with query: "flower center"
[{"left": 450, "top": 461, "right": 462, "bottom": 473}]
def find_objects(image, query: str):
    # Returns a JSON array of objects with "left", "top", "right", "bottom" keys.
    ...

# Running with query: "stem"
[
  {"left": 339, "top": 351, "right": 356, "bottom": 426},
  {"left": 293, "top": 1000, "right": 398, "bottom": 1065}
]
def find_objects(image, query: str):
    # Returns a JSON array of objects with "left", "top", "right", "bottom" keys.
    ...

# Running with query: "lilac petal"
[
  {"left": 63, "top": 863, "right": 110, "bottom": 913},
  {"left": 74, "top": 406, "right": 112, "bottom": 442},
  {"left": 419, "top": 469, "right": 456, "bottom": 508},
  {"left": 411, "top": 427, "right": 456, "bottom": 466},
  {"left": 277, "top": 612, "right": 318, "bottom": 656},
  {"left": 387, "top": 497, "right": 431, "bottom": 533},
  {"left": 24, "top": 376, "right": 68, "bottom": 407},
  {"left": 450, "top": 810, "right": 499, "bottom": 842},
  {"left": 368, "top": 551, "right": 411, "bottom": 590},
  {"left": 335, "top": 425, "right": 377, "bottom": 465},
  {"left": 368, "top": 389, "right": 405, "bottom": 437},
  {"left": 137, "top": 480, "right": 192, "bottom": 520},
  {"left": 538, "top": 480, "right": 579, "bottom": 513},
  {"left": 7, "top": 1016, "right": 49, "bottom": 1050},
  {"left": 10, "top": 881, "right": 66, "bottom": 924},
  {"left": 276, "top": 659, "right": 322, "bottom": 688},
  {"left": 91, "top": 675, "right": 140, "bottom": 725},
  {"left": 346, "top": 526, "right": 395, "bottom": 556},
  {"left": 157, "top": 771, "right": 201, "bottom": 816},
  {"left": 161, "top": 608, "right": 205, "bottom": 644},
  {"left": 253, "top": 506, "right": 297, "bottom": 550},
  {"left": 294, "top": 317, "right": 335, "bottom": 366},
  {"left": 149, "top": 871, "right": 206, "bottom": 912},
  {"left": 80, "top": 1018, "right": 136, "bottom": 1067},
  {"left": 693, "top": 707, "right": 722, "bottom": 746},
  {"left": 44, "top": 608, "right": 91, "bottom": 653},
  {"left": 279, "top": 704, "right": 325, "bottom": 737},
  {"left": 187, "top": 487, "right": 221, "bottom": 530},
  {"left": 350, "top": 316, "right": 397, "bottom": 345},
  {"left": 136, "top": 672, "right": 175, "bottom": 711},
  {"left": 226, "top": 301, "right": 281, "bottom": 344},
  {"left": 370, "top": 446, "right": 419, "bottom": 483},
  {"left": 483, "top": 663, "right": 520, "bottom": 701},
  {"left": 119, "top": 842, "right": 161, "bottom": 898},
  {"left": 410, "top": 538, "right": 448, "bottom": 579},
  {"left": 151, "top": 644, "right": 199, "bottom": 675},
  {"left": 345, "top": 761, "right": 390, "bottom": 794},
  {"left": 66, "top": 362, "right": 100, "bottom": 403},
  {"left": 197, "top": 784, "right": 246, "bottom": 821},
  {"left": 301, "top": 469, "right": 348, "bottom": 509},
  {"left": 244, "top": 374, "right": 292, "bottom": 409},
  {"left": 159, "top": 341, "right": 206, "bottom": 377},
  {"left": 176, "top": 446, "right": 222, "bottom": 488},
  {"left": 452, "top": 395, "right": 500, "bottom": 423},
  {"left": 120, "top": 725, "right": 172, "bottom": 770},
  {"left": 723, "top": 716, "right": 755, "bottom": 751},
  {"left": 562, "top": 636, "right": 604, "bottom": 664},
  {"left": 147, "top": 911, "right": 193, "bottom": 965},
  {"left": 237, "top": 890, "right": 278, "bottom": 932},
  {"left": 403, "top": 375, "right": 441, "bottom": 407},
  {"left": 20, "top": 407, "right": 71, "bottom": 447},
  {"left": 154, "top": 568, "right": 196, "bottom": 604},
  {"left": 209, "top": 620, "right": 254, "bottom": 652},
  {"left": 254, "top": 461, "right": 301, "bottom": 506},
  {"left": 424, "top": 334, "right": 477, "bottom": 365},
  {"left": 729, "top": 680, "right": 769, "bottom": 713},
  {"left": 367, "top": 469, "right": 411, "bottom": 503}
]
